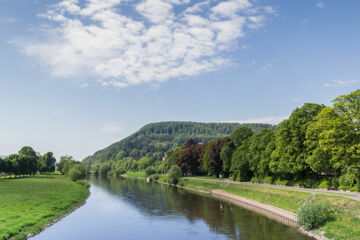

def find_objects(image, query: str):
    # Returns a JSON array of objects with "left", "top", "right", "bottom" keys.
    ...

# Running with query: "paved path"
[{"left": 184, "top": 177, "right": 360, "bottom": 201}]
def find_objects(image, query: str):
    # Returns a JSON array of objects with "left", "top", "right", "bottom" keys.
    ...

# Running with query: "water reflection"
[{"left": 32, "top": 176, "right": 313, "bottom": 240}]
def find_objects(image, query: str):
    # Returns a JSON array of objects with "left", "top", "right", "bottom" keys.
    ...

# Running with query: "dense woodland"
[
  {"left": 89, "top": 89, "right": 360, "bottom": 191},
  {"left": 83, "top": 122, "right": 275, "bottom": 166}
]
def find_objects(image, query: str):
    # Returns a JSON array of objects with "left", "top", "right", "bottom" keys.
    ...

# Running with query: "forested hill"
[{"left": 83, "top": 121, "right": 275, "bottom": 166}]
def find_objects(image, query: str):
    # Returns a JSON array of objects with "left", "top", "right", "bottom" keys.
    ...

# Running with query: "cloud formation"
[
  {"left": 17, "top": 0, "right": 273, "bottom": 87},
  {"left": 324, "top": 79, "right": 359, "bottom": 88}
]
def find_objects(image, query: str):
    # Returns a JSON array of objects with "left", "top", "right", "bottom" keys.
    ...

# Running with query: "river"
[{"left": 32, "top": 177, "right": 314, "bottom": 240}]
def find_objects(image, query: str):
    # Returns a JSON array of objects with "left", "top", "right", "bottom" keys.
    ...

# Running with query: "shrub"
[
  {"left": 331, "top": 178, "right": 339, "bottom": 189},
  {"left": 145, "top": 166, "right": 156, "bottom": 177},
  {"left": 317, "top": 180, "right": 329, "bottom": 189},
  {"left": 152, "top": 174, "right": 160, "bottom": 180},
  {"left": 297, "top": 200, "right": 332, "bottom": 230},
  {"left": 263, "top": 176, "right": 273, "bottom": 184},
  {"left": 167, "top": 165, "right": 181, "bottom": 185},
  {"left": 250, "top": 177, "right": 260, "bottom": 183},
  {"left": 75, "top": 180, "right": 90, "bottom": 188},
  {"left": 275, "top": 179, "right": 289, "bottom": 186},
  {"left": 69, "top": 168, "right": 85, "bottom": 181},
  {"left": 114, "top": 167, "right": 126, "bottom": 177}
]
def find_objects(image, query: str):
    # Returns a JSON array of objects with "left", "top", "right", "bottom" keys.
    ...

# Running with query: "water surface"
[{"left": 32, "top": 177, "right": 313, "bottom": 240}]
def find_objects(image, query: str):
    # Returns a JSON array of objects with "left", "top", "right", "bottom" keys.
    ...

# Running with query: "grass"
[
  {"left": 181, "top": 178, "right": 360, "bottom": 240},
  {"left": 123, "top": 171, "right": 146, "bottom": 178},
  {"left": 0, "top": 175, "right": 89, "bottom": 240}
]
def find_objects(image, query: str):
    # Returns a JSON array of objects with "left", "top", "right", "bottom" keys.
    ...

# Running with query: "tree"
[
  {"left": 177, "top": 139, "right": 203, "bottom": 176},
  {"left": 57, "top": 155, "right": 76, "bottom": 174},
  {"left": 167, "top": 165, "right": 182, "bottom": 185},
  {"left": 230, "top": 138, "right": 252, "bottom": 181},
  {"left": 230, "top": 126, "right": 254, "bottom": 147},
  {"left": 18, "top": 146, "right": 39, "bottom": 175},
  {"left": 270, "top": 103, "right": 324, "bottom": 178},
  {"left": 202, "top": 137, "right": 230, "bottom": 177},
  {"left": 40, "top": 152, "right": 56, "bottom": 173},
  {"left": 247, "top": 129, "right": 275, "bottom": 178},
  {"left": 220, "top": 141, "right": 236, "bottom": 177}
]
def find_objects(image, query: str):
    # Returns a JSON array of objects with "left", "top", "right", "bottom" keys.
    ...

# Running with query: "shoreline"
[
  {"left": 153, "top": 178, "right": 327, "bottom": 240},
  {"left": 26, "top": 186, "right": 91, "bottom": 240}
]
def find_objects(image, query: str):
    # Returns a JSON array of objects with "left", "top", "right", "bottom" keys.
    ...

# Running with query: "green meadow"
[{"left": 0, "top": 175, "right": 89, "bottom": 240}]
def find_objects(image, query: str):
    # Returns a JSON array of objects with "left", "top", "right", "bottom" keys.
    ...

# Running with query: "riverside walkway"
[{"left": 184, "top": 177, "right": 360, "bottom": 201}]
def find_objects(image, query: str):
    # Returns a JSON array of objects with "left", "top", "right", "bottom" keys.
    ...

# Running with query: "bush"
[
  {"left": 167, "top": 165, "right": 181, "bottom": 185},
  {"left": 317, "top": 180, "right": 329, "bottom": 189},
  {"left": 275, "top": 179, "right": 289, "bottom": 186},
  {"left": 331, "top": 178, "right": 339, "bottom": 189},
  {"left": 152, "top": 174, "right": 160, "bottom": 180},
  {"left": 75, "top": 180, "right": 90, "bottom": 188},
  {"left": 250, "top": 177, "right": 260, "bottom": 183},
  {"left": 263, "top": 176, "right": 273, "bottom": 184},
  {"left": 145, "top": 166, "right": 156, "bottom": 177},
  {"left": 69, "top": 168, "right": 85, "bottom": 181},
  {"left": 297, "top": 200, "right": 332, "bottom": 230}
]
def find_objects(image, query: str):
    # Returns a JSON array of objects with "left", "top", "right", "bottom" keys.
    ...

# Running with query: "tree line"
[
  {"left": 0, "top": 147, "right": 56, "bottom": 178},
  {"left": 0, "top": 147, "right": 86, "bottom": 181},
  {"left": 90, "top": 89, "right": 360, "bottom": 191}
]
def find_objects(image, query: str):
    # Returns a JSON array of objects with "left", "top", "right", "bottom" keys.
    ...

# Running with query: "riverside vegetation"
[
  {"left": 86, "top": 89, "right": 360, "bottom": 240},
  {"left": 0, "top": 147, "right": 89, "bottom": 240}
]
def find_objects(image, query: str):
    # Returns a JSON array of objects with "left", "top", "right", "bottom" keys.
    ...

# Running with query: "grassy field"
[
  {"left": 181, "top": 179, "right": 360, "bottom": 240},
  {"left": 0, "top": 175, "right": 89, "bottom": 240}
]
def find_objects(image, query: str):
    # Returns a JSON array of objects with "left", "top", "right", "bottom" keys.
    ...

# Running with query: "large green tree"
[
  {"left": 270, "top": 103, "right": 324, "bottom": 178},
  {"left": 230, "top": 126, "right": 254, "bottom": 147}
]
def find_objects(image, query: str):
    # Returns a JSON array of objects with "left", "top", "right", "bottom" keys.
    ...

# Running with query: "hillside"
[{"left": 83, "top": 121, "right": 275, "bottom": 166}]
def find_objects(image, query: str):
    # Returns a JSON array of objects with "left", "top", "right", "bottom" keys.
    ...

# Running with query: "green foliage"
[
  {"left": 263, "top": 176, "right": 273, "bottom": 184},
  {"left": 99, "top": 163, "right": 111, "bottom": 176},
  {"left": 145, "top": 166, "right": 156, "bottom": 177},
  {"left": 220, "top": 141, "right": 235, "bottom": 177},
  {"left": 270, "top": 103, "right": 324, "bottom": 177},
  {"left": 69, "top": 168, "right": 84, "bottom": 181},
  {"left": 317, "top": 180, "right": 330, "bottom": 189},
  {"left": 297, "top": 200, "right": 332, "bottom": 230},
  {"left": 230, "top": 126, "right": 254, "bottom": 147},
  {"left": 167, "top": 165, "right": 182, "bottom": 185},
  {"left": 230, "top": 139, "right": 252, "bottom": 181},
  {"left": 83, "top": 122, "right": 275, "bottom": 166},
  {"left": 75, "top": 180, "right": 90, "bottom": 188},
  {"left": 68, "top": 164, "right": 86, "bottom": 181}
]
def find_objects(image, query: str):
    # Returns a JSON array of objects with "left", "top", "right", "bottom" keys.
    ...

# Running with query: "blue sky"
[{"left": 1, "top": 0, "right": 359, "bottom": 160}]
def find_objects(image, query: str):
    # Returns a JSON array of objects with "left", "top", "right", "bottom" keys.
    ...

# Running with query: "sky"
[{"left": 0, "top": 0, "right": 359, "bottom": 160}]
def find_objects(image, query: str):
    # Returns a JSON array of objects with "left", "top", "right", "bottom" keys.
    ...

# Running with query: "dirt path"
[{"left": 184, "top": 177, "right": 360, "bottom": 201}]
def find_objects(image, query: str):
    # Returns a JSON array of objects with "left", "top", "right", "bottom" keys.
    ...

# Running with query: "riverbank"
[
  {"left": 123, "top": 172, "right": 360, "bottom": 240},
  {"left": 180, "top": 178, "right": 359, "bottom": 240},
  {"left": 0, "top": 175, "right": 89, "bottom": 240}
]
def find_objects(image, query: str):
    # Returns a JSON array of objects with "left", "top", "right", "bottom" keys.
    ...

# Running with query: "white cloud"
[
  {"left": 225, "top": 115, "right": 289, "bottom": 125},
  {"left": 316, "top": 1, "right": 325, "bottom": 8},
  {"left": 100, "top": 122, "right": 123, "bottom": 134},
  {"left": 324, "top": 79, "right": 359, "bottom": 88},
  {"left": 15, "top": 0, "right": 273, "bottom": 88}
]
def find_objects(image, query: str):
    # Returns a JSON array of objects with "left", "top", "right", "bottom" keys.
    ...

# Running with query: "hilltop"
[{"left": 83, "top": 121, "right": 275, "bottom": 166}]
